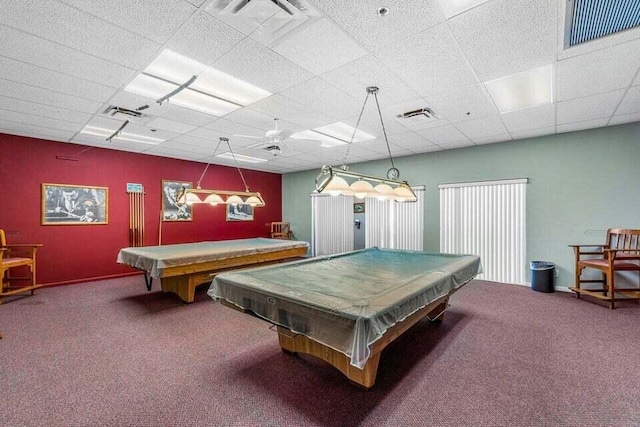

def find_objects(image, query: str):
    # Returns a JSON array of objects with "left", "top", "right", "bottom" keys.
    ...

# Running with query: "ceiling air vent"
[
  {"left": 396, "top": 107, "right": 438, "bottom": 120},
  {"left": 564, "top": 0, "right": 640, "bottom": 47},
  {"left": 206, "top": 0, "right": 321, "bottom": 47},
  {"left": 102, "top": 105, "right": 153, "bottom": 125}
]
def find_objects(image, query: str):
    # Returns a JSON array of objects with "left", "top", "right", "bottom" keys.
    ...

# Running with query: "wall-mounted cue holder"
[{"left": 127, "top": 183, "right": 145, "bottom": 247}]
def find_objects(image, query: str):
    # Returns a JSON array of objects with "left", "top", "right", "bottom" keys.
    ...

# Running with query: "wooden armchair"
[
  {"left": 270, "top": 222, "right": 292, "bottom": 240},
  {"left": 569, "top": 228, "right": 640, "bottom": 309},
  {"left": 0, "top": 229, "right": 43, "bottom": 304}
]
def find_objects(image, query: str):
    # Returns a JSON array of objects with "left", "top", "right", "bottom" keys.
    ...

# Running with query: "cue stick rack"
[{"left": 127, "top": 185, "right": 145, "bottom": 247}]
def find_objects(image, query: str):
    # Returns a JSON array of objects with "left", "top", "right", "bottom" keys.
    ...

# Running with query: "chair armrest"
[{"left": 570, "top": 244, "right": 604, "bottom": 261}]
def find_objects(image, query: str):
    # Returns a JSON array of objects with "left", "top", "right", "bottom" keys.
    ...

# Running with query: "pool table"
[
  {"left": 208, "top": 247, "right": 481, "bottom": 387},
  {"left": 117, "top": 238, "right": 309, "bottom": 303}
]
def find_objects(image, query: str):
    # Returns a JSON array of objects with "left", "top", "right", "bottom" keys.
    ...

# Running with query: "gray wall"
[{"left": 282, "top": 122, "right": 640, "bottom": 288}]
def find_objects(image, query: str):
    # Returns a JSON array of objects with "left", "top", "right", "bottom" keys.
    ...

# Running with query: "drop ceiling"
[{"left": 1, "top": 0, "right": 639, "bottom": 174}]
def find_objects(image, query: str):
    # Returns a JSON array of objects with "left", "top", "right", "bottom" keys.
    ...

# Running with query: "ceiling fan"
[{"left": 234, "top": 118, "right": 320, "bottom": 156}]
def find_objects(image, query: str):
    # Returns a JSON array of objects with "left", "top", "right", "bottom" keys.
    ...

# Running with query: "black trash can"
[{"left": 530, "top": 261, "right": 555, "bottom": 293}]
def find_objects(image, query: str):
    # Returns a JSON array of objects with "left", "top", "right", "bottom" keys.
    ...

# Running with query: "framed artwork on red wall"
[
  {"left": 162, "top": 180, "right": 192, "bottom": 221},
  {"left": 41, "top": 183, "right": 108, "bottom": 225},
  {"left": 226, "top": 204, "right": 254, "bottom": 221}
]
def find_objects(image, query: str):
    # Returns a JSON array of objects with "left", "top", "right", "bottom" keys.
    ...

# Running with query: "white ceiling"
[{"left": 1, "top": 0, "right": 639, "bottom": 174}]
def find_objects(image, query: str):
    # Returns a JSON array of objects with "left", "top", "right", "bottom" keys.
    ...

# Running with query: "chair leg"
[
  {"left": 575, "top": 266, "right": 582, "bottom": 298},
  {"left": 607, "top": 270, "right": 615, "bottom": 310}
]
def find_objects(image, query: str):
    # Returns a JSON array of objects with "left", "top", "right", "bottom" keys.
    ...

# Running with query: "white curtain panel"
[{"left": 439, "top": 179, "right": 527, "bottom": 284}]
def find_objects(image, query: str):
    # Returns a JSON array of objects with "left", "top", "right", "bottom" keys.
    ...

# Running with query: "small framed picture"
[
  {"left": 354, "top": 203, "right": 365, "bottom": 214},
  {"left": 162, "top": 180, "right": 193, "bottom": 221},
  {"left": 42, "top": 183, "right": 108, "bottom": 225},
  {"left": 226, "top": 204, "right": 254, "bottom": 221}
]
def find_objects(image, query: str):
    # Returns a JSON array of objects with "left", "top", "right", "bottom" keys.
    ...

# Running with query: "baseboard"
[
  {"left": 522, "top": 281, "right": 572, "bottom": 293},
  {"left": 40, "top": 271, "right": 143, "bottom": 288}
]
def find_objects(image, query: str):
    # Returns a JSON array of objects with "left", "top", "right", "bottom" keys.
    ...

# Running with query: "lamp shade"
[
  {"left": 374, "top": 183, "right": 395, "bottom": 201},
  {"left": 324, "top": 176, "right": 353, "bottom": 196},
  {"left": 394, "top": 185, "right": 417, "bottom": 202},
  {"left": 226, "top": 194, "right": 244, "bottom": 205},
  {"left": 204, "top": 193, "right": 224, "bottom": 205},
  {"left": 350, "top": 180, "right": 374, "bottom": 199},
  {"left": 245, "top": 195, "right": 264, "bottom": 207},
  {"left": 184, "top": 192, "right": 202, "bottom": 205}
]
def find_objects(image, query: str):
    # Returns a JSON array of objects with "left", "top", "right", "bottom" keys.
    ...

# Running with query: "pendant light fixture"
[{"left": 315, "top": 86, "right": 417, "bottom": 202}]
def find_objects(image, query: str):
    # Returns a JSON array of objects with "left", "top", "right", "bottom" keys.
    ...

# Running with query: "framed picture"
[
  {"left": 41, "top": 183, "right": 108, "bottom": 225},
  {"left": 226, "top": 203, "right": 254, "bottom": 221},
  {"left": 354, "top": 203, "right": 365, "bottom": 214},
  {"left": 162, "top": 180, "right": 193, "bottom": 221}
]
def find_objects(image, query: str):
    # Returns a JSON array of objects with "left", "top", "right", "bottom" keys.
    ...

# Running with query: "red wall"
[{"left": 0, "top": 133, "right": 283, "bottom": 285}]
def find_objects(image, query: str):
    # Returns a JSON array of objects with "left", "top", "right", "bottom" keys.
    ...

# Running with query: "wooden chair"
[
  {"left": 270, "top": 222, "right": 292, "bottom": 240},
  {"left": 0, "top": 229, "right": 43, "bottom": 304},
  {"left": 569, "top": 228, "right": 640, "bottom": 309}
]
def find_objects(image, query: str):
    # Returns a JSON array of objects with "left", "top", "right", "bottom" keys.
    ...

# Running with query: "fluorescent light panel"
[
  {"left": 292, "top": 122, "right": 376, "bottom": 148},
  {"left": 485, "top": 64, "right": 554, "bottom": 113},
  {"left": 216, "top": 152, "right": 268, "bottom": 163},
  {"left": 437, "top": 0, "right": 490, "bottom": 18},
  {"left": 80, "top": 125, "right": 165, "bottom": 145},
  {"left": 125, "top": 49, "right": 272, "bottom": 116}
]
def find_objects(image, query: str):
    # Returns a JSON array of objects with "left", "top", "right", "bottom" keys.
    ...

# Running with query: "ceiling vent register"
[{"left": 564, "top": 0, "right": 640, "bottom": 47}]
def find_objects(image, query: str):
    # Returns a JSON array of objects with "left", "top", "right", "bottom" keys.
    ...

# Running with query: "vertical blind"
[
  {"left": 439, "top": 179, "right": 527, "bottom": 284},
  {"left": 311, "top": 194, "right": 354, "bottom": 256},
  {"left": 365, "top": 186, "right": 425, "bottom": 251},
  {"left": 312, "top": 186, "right": 425, "bottom": 256}
]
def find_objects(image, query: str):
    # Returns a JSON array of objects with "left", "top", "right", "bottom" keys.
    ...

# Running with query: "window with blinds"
[{"left": 439, "top": 179, "right": 527, "bottom": 284}]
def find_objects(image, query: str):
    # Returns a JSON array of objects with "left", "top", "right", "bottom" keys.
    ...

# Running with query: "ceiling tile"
[
  {"left": 557, "top": 118, "right": 609, "bottom": 134},
  {"left": 0, "top": 56, "right": 116, "bottom": 103},
  {"left": 0, "top": 79, "right": 102, "bottom": 114},
  {"left": 1, "top": 0, "right": 160, "bottom": 69},
  {"left": 185, "top": 0, "right": 206, "bottom": 7},
  {"left": 0, "top": 109, "right": 83, "bottom": 133},
  {"left": 279, "top": 78, "right": 361, "bottom": 120},
  {"left": 615, "top": 86, "right": 640, "bottom": 115},
  {"left": 501, "top": 103, "right": 556, "bottom": 133},
  {"left": 635, "top": 73, "right": 640, "bottom": 86},
  {"left": 166, "top": 12, "right": 244, "bottom": 66},
  {"left": 511, "top": 126, "right": 556, "bottom": 140},
  {"left": 0, "top": 25, "right": 135, "bottom": 88},
  {"left": 146, "top": 117, "right": 197, "bottom": 135},
  {"left": 0, "top": 96, "right": 93, "bottom": 124},
  {"left": 0, "top": 119, "right": 76, "bottom": 140},
  {"left": 456, "top": 115, "right": 509, "bottom": 139},
  {"left": 608, "top": 112, "right": 640, "bottom": 126},
  {"left": 375, "top": 24, "right": 478, "bottom": 97},
  {"left": 199, "top": 118, "right": 264, "bottom": 140},
  {"left": 316, "top": 0, "right": 444, "bottom": 51},
  {"left": 557, "top": 90, "right": 625, "bottom": 124},
  {"left": 390, "top": 132, "right": 436, "bottom": 151},
  {"left": 473, "top": 134, "right": 512, "bottom": 145},
  {"left": 244, "top": 95, "right": 320, "bottom": 123},
  {"left": 426, "top": 84, "right": 498, "bottom": 123},
  {"left": 436, "top": 140, "right": 475, "bottom": 149},
  {"left": 417, "top": 124, "right": 469, "bottom": 144},
  {"left": 59, "top": 0, "right": 196, "bottom": 44},
  {"left": 321, "top": 55, "right": 420, "bottom": 106},
  {"left": 214, "top": 38, "right": 314, "bottom": 93},
  {"left": 557, "top": 39, "right": 640, "bottom": 101},
  {"left": 273, "top": 18, "right": 367, "bottom": 75},
  {"left": 449, "top": 0, "right": 557, "bottom": 81}
]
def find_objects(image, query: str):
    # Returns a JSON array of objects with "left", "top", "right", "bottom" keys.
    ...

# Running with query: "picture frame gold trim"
[
  {"left": 41, "top": 183, "right": 108, "bottom": 225},
  {"left": 162, "top": 180, "right": 193, "bottom": 222}
]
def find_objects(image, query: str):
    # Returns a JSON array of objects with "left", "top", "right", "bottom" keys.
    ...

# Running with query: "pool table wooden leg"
[{"left": 277, "top": 326, "right": 381, "bottom": 388}]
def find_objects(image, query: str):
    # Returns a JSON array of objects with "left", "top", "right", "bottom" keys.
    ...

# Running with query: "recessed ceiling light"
[
  {"left": 80, "top": 126, "right": 164, "bottom": 145},
  {"left": 216, "top": 152, "right": 268, "bottom": 163},
  {"left": 484, "top": 64, "right": 554, "bottom": 113},
  {"left": 436, "top": 0, "right": 489, "bottom": 19},
  {"left": 124, "top": 50, "right": 272, "bottom": 117},
  {"left": 377, "top": 6, "right": 389, "bottom": 16}
]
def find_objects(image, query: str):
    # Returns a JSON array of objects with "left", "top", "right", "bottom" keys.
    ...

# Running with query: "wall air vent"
[
  {"left": 564, "top": 0, "right": 640, "bottom": 47},
  {"left": 206, "top": 0, "right": 321, "bottom": 47}
]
